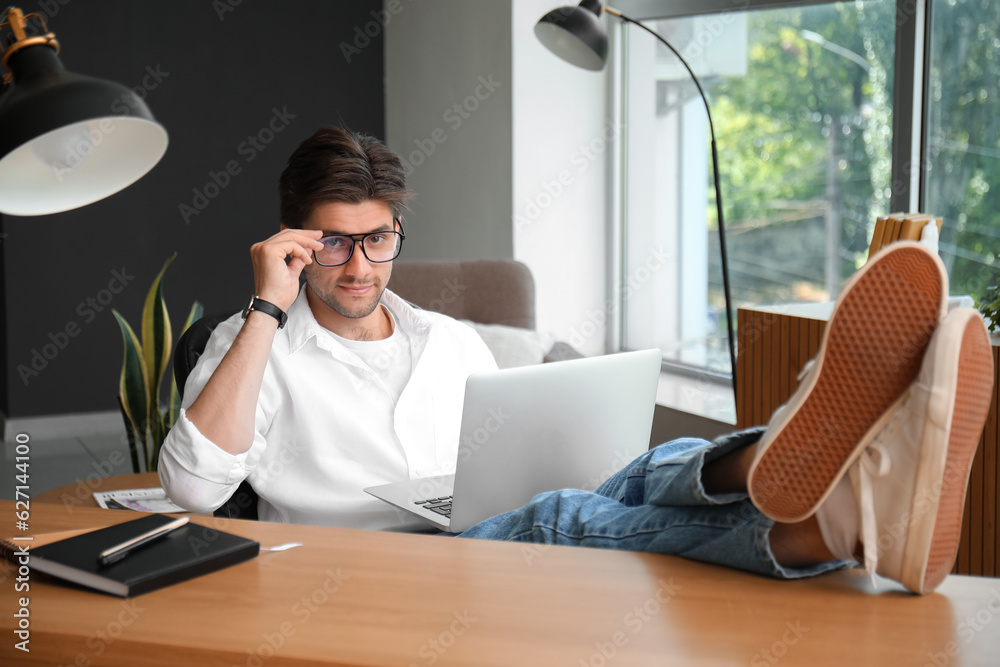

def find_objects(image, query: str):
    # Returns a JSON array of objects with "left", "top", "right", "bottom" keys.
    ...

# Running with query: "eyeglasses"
[{"left": 313, "top": 221, "right": 405, "bottom": 267}]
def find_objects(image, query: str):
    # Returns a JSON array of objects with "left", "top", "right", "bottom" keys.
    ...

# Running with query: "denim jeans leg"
[{"left": 454, "top": 428, "right": 853, "bottom": 580}]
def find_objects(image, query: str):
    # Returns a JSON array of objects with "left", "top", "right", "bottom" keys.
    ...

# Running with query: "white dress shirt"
[{"left": 158, "top": 288, "right": 497, "bottom": 530}]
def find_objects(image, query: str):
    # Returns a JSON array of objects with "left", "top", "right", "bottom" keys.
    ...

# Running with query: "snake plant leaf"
[
  {"left": 112, "top": 309, "right": 149, "bottom": 441},
  {"left": 141, "top": 253, "right": 176, "bottom": 412},
  {"left": 117, "top": 395, "right": 141, "bottom": 474},
  {"left": 168, "top": 300, "right": 204, "bottom": 427}
]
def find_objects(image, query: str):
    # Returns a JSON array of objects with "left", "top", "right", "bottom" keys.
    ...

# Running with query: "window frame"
[{"left": 611, "top": 0, "right": 932, "bottom": 382}]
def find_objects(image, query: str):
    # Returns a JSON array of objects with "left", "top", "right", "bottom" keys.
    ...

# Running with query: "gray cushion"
[{"left": 388, "top": 260, "right": 535, "bottom": 329}]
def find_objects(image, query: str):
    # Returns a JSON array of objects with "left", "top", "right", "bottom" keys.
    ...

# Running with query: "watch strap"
[{"left": 242, "top": 295, "right": 287, "bottom": 329}]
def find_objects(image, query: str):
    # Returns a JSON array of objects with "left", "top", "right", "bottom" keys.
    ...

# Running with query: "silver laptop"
[{"left": 365, "top": 348, "right": 661, "bottom": 532}]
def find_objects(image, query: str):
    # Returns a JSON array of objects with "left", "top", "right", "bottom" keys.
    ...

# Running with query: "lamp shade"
[
  {"left": 534, "top": 0, "right": 608, "bottom": 71},
  {"left": 0, "top": 12, "right": 168, "bottom": 216}
]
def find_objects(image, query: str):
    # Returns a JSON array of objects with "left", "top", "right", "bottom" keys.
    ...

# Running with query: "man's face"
[{"left": 295, "top": 200, "right": 397, "bottom": 336}]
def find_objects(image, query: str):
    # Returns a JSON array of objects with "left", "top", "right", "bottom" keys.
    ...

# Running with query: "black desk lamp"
[
  {"left": 0, "top": 7, "right": 168, "bottom": 216},
  {"left": 536, "top": 0, "right": 737, "bottom": 394}
]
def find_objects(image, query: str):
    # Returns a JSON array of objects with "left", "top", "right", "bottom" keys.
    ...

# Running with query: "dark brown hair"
[{"left": 279, "top": 126, "right": 412, "bottom": 228}]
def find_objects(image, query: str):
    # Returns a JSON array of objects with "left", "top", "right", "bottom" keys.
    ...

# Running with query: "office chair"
[{"left": 174, "top": 312, "right": 261, "bottom": 520}]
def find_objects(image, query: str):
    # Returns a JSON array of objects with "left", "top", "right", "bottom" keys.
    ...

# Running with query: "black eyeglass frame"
[{"left": 312, "top": 219, "right": 405, "bottom": 267}]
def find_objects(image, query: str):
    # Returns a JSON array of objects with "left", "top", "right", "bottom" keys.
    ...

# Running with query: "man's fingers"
[
  {"left": 279, "top": 240, "right": 314, "bottom": 263},
  {"left": 274, "top": 227, "right": 324, "bottom": 249},
  {"left": 254, "top": 236, "right": 320, "bottom": 263}
]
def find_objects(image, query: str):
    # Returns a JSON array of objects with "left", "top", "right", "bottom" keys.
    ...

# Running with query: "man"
[
  {"left": 161, "top": 126, "right": 992, "bottom": 595},
  {"left": 159, "top": 126, "right": 497, "bottom": 530}
]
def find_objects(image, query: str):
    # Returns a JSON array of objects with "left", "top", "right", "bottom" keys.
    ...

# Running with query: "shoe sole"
[
  {"left": 917, "top": 314, "right": 994, "bottom": 594},
  {"left": 748, "top": 242, "right": 946, "bottom": 522}
]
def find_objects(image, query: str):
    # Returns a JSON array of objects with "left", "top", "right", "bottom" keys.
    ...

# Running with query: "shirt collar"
[{"left": 284, "top": 285, "right": 432, "bottom": 356}]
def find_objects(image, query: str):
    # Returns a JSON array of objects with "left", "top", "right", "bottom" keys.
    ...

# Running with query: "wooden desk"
[
  {"left": 736, "top": 306, "right": 1000, "bottom": 578},
  {"left": 3, "top": 502, "right": 1000, "bottom": 666}
]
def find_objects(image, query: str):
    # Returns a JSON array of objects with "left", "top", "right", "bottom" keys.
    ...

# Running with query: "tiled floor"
[{"left": 1, "top": 432, "right": 138, "bottom": 502}]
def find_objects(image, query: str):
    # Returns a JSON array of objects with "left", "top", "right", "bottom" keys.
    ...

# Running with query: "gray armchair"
[
  {"left": 388, "top": 259, "right": 536, "bottom": 328},
  {"left": 387, "top": 260, "right": 582, "bottom": 364}
]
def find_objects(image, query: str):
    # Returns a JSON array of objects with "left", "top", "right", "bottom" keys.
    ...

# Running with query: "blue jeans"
[{"left": 454, "top": 428, "right": 854, "bottom": 580}]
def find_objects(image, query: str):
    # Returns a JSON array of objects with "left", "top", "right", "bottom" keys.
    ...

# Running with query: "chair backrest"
[
  {"left": 174, "top": 313, "right": 232, "bottom": 397},
  {"left": 173, "top": 311, "right": 259, "bottom": 521},
  {"left": 387, "top": 259, "right": 536, "bottom": 329}
]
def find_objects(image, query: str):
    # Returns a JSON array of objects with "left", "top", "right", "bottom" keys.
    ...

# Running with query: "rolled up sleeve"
[
  {"left": 157, "top": 316, "right": 266, "bottom": 513},
  {"left": 158, "top": 407, "right": 260, "bottom": 513}
]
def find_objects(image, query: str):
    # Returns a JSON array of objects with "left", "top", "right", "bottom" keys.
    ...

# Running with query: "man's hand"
[{"left": 250, "top": 228, "right": 325, "bottom": 311}]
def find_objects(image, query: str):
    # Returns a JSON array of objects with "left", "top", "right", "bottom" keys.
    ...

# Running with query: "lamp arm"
[{"left": 607, "top": 7, "right": 738, "bottom": 394}]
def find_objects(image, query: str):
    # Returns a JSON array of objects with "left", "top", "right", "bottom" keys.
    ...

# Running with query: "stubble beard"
[{"left": 306, "top": 274, "right": 387, "bottom": 320}]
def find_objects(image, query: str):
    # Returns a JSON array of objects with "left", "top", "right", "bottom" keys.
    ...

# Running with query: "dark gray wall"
[{"left": 1, "top": 0, "right": 386, "bottom": 417}]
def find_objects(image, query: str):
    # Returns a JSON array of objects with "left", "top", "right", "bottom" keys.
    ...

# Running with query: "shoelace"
[
  {"left": 855, "top": 381, "right": 935, "bottom": 582},
  {"left": 856, "top": 439, "right": 891, "bottom": 580}
]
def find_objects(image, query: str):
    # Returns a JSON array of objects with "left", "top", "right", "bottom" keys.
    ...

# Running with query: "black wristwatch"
[{"left": 242, "top": 295, "right": 287, "bottom": 329}]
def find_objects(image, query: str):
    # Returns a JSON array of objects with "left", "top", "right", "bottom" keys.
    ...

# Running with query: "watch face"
[{"left": 242, "top": 295, "right": 255, "bottom": 319}]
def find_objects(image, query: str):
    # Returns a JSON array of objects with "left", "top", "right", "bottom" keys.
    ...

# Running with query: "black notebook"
[{"left": 20, "top": 514, "right": 259, "bottom": 597}]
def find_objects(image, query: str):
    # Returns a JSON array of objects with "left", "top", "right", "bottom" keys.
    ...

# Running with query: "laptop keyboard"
[{"left": 415, "top": 496, "right": 453, "bottom": 517}]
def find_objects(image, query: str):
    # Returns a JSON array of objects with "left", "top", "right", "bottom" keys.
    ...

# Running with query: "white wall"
[
  {"left": 386, "top": 1, "right": 612, "bottom": 357},
  {"left": 385, "top": 0, "right": 514, "bottom": 260},
  {"left": 511, "top": 0, "right": 612, "bottom": 356}
]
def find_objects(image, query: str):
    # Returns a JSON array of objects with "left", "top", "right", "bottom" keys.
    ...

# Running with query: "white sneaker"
[
  {"left": 748, "top": 242, "right": 948, "bottom": 522},
  {"left": 851, "top": 307, "right": 993, "bottom": 594}
]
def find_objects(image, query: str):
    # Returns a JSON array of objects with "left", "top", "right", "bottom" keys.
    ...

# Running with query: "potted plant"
[
  {"left": 979, "top": 282, "right": 1000, "bottom": 333},
  {"left": 113, "top": 254, "right": 202, "bottom": 473}
]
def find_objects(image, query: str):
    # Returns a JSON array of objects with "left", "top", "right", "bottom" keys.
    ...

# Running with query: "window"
[
  {"left": 615, "top": 0, "right": 998, "bottom": 379},
  {"left": 924, "top": 0, "right": 1000, "bottom": 303}
]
